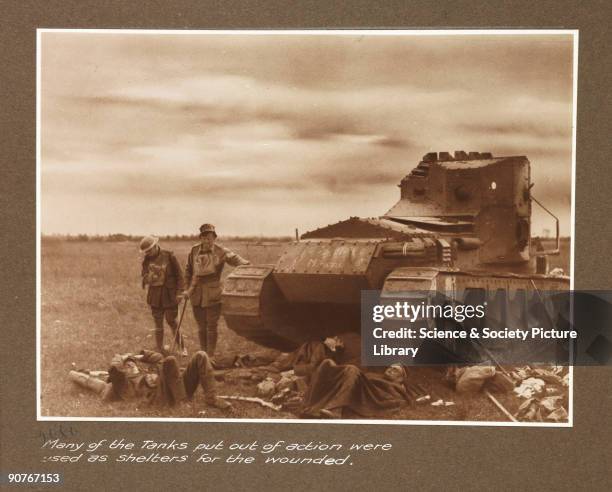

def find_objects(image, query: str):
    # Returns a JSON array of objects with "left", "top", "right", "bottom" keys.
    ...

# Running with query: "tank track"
[{"left": 221, "top": 265, "right": 299, "bottom": 352}]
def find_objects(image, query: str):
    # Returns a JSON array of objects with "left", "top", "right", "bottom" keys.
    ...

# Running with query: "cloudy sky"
[{"left": 41, "top": 31, "right": 575, "bottom": 236}]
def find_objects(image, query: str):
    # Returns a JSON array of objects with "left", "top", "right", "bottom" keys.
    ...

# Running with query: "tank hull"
[
  {"left": 223, "top": 262, "right": 569, "bottom": 350},
  {"left": 221, "top": 151, "right": 568, "bottom": 351}
]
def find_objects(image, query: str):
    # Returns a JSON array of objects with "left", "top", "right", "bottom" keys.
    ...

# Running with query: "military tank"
[{"left": 222, "top": 151, "right": 568, "bottom": 351}]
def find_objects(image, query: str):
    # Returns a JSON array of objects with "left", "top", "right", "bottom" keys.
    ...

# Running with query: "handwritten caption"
[{"left": 40, "top": 438, "right": 392, "bottom": 466}]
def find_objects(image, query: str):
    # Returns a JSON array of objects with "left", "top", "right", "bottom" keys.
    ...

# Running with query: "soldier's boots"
[
  {"left": 206, "top": 328, "right": 219, "bottom": 370},
  {"left": 197, "top": 328, "right": 218, "bottom": 362},
  {"left": 197, "top": 353, "right": 230, "bottom": 410},
  {"left": 69, "top": 370, "right": 108, "bottom": 395},
  {"left": 198, "top": 329, "right": 208, "bottom": 353},
  {"left": 207, "top": 330, "right": 218, "bottom": 358},
  {"left": 155, "top": 329, "right": 165, "bottom": 353}
]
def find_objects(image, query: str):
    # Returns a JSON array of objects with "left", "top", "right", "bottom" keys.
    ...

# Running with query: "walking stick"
[{"left": 169, "top": 297, "right": 189, "bottom": 355}]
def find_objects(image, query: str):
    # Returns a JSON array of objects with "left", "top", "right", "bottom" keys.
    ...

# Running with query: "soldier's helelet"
[
  {"left": 184, "top": 224, "right": 249, "bottom": 357},
  {"left": 140, "top": 236, "right": 186, "bottom": 354}
]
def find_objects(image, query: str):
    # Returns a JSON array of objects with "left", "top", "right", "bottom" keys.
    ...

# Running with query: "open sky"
[{"left": 41, "top": 31, "right": 575, "bottom": 237}]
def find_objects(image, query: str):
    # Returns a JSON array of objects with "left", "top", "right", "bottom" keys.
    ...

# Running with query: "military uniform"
[
  {"left": 141, "top": 247, "right": 185, "bottom": 351},
  {"left": 184, "top": 242, "right": 248, "bottom": 356},
  {"left": 69, "top": 350, "right": 229, "bottom": 408}
]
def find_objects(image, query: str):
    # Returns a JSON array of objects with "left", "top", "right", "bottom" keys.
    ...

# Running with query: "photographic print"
[{"left": 38, "top": 30, "right": 576, "bottom": 424}]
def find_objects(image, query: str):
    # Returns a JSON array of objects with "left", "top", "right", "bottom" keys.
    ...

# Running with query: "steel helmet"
[{"left": 139, "top": 235, "right": 159, "bottom": 253}]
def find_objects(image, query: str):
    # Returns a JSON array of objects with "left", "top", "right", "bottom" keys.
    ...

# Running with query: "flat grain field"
[
  {"left": 40, "top": 239, "right": 571, "bottom": 422},
  {"left": 41, "top": 240, "right": 287, "bottom": 419}
]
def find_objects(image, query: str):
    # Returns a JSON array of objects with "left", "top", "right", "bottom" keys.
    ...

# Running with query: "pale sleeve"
[{"left": 223, "top": 247, "right": 250, "bottom": 266}]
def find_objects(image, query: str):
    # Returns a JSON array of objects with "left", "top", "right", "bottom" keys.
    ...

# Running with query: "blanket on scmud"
[{"left": 301, "top": 359, "right": 410, "bottom": 417}]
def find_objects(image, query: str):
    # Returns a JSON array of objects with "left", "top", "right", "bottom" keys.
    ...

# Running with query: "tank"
[{"left": 222, "top": 151, "right": 569, "bottom": 351}]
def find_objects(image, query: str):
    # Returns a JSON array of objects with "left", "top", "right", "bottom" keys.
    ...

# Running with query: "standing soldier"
[
  {"left": 140, "top": 236, "right": 186, "bottom": 355},
  {"left": 184, "top": 224, "right": 249, "bottom": 358}
]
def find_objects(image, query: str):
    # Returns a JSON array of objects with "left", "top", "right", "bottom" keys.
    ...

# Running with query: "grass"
[
  {"left": 41, "top": 239, "right": 570, "bottom": 422},
  {"left": 41, "top": 240, "right": 289, "bottom": 419}
]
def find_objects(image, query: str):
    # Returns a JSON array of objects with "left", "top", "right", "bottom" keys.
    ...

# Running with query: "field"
[{"left": 40, "top": 238, "right": 571, "bottom": 421}]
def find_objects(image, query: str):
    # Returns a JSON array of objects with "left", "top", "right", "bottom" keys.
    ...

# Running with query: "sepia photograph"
[{"left": 38, "top": 29, "right": 576, "bottom": 424}]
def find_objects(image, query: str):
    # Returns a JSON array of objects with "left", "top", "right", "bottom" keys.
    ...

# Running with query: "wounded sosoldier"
[
  {"left": 301, "top": 360, "right": 410, "bottom": 419},
  {"left": 275, "top": 334, "right": 412, "bottom": 419},
  {"left": 69, "top": 350, "right": 231, "bottom": 410}
]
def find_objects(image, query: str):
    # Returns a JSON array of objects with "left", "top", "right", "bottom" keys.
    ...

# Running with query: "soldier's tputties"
[
  {"left": 140, "top": 237, "right": 185, "bottom": 354},
  {"left": 184, "top": 224, "right": 249, "bottom": 357},
  {"left": 69, "top": 350, "right": 231, "bottom": 409}
]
